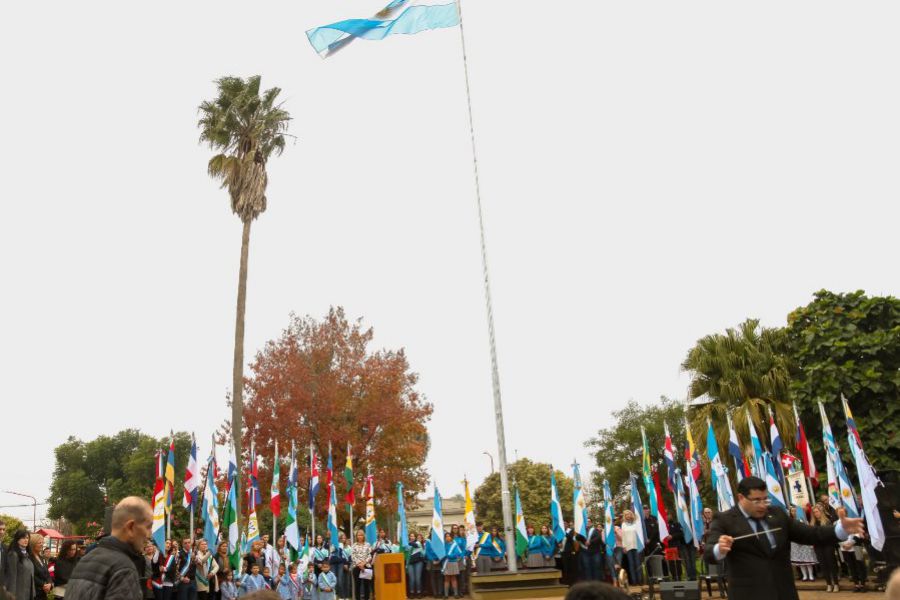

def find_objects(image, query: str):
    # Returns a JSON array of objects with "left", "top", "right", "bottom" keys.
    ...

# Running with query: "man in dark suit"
[
  {"left": 576, "top": 518, "right": 605, "bottom": 581},
  {"left": 705, "top": 476, "right": 865, "bottom": 600}
]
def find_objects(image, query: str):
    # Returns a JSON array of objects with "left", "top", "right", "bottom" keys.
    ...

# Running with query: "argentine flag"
[
  {"left": 397, "top": 482, "right": 409, "bottom": 550},
  {"left": 674, "top": 468, "right": 693, "bottom": 545},
  {"left": 706, "top": 419, "right": 735, "bottom": 510},
  {"left": 202, "top": 451, "right": 220, "bottom": 545},
  {"left": 628, "top": 473, "right": 646, "bottom": 553},
  {"left": 764, "top": 452, "right": 787, "bottom": 510},
  {"left": 431, "top": 485, "right": 446, "bottom": 559},
  {"left": 550, "top": 469, "right": 565, "bottom": 543},
  {"left": 819, "top": 402, "right": 860, "bottom": 518},
  {"left": 573, "top": 463, "right": 587, "bottom": 538},
  {"left": 602, "top": 479, "right": 616, "bottom": 556},
  {"left": 746, "top": 408, "right": 767, "bottom": 478},
  {"left": 306, "top": 0, "right": 459, "bottom": 57}
]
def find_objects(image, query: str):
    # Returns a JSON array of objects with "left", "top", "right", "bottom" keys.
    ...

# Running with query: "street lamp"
[
  {"left": 482, "top": 451, "right": 494, "bottom": 474},
  {"left": 3, "top": 491, "right": 37, "bottom": 531}
]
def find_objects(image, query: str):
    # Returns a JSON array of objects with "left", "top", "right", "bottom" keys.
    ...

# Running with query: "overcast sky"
[{"left": 2, "top": 0, "right": 898, "bottom": 525}]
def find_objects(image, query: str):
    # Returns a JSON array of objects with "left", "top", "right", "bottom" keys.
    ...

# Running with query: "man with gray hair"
[{"left": 65, "top": 496, "right": 152, "bottom": 600}]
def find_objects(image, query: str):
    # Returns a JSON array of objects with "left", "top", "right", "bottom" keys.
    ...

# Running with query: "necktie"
[{"left": 752, "top": 518, "right": 774, "bottom": 551}]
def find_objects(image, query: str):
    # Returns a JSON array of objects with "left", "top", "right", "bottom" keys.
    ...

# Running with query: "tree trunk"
[{"left": 232, "top": 217, "right": 252, "bottom": 532}]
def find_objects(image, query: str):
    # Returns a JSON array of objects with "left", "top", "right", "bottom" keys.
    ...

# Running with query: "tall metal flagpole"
[
  {"left": 273, "top": 440, "right": 278, "bottom": 553},
  {"left": 455, "top": 0, "right": 517, "bottom": 572},
  {"left": 310, "top": 441, "right": 316, "bottom": 546}
]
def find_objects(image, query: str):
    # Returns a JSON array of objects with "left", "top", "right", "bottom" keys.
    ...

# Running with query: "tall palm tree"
[
  {"left": 198, "top": 75, "right": 290, "bottom": 521},
  {"left": 681, "top": 318, "right": 795, "bottom": 459}
]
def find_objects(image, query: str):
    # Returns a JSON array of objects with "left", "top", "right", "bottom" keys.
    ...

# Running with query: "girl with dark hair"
[
  {"left": 4, "top": 530, "right": 35, "bottom": 600},
  {"left": 53, "top": 540, "right": 79, "bottom": 597}
]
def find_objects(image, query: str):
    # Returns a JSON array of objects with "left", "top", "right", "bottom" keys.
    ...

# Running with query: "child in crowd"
[
  {"left": 317, "top": 562, "right": 337, "bottom": 600},
  {"left": 220, "top": 570, "right": 238, "bottom": 600}
]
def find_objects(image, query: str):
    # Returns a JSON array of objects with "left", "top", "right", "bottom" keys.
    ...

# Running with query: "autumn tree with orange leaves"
[{"left": 229, "top": 307, "right": 432, "bottom": 531}]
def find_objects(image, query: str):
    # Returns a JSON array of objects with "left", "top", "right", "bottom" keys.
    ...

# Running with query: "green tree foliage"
[
  {"left": 681, "top": 319, "right": 795, "bottom": 460},
  {"left": 1, "top": 515, "right": 26, "bottom": 544},
  {"left": 48, "top": 430, "right": 193, "bottom": 533},
  {"left": 473, "top": 459, "right": 574, "bottom": 532},
  {"left": 585, "top": 398, "right": 700, "bottom": 511},
  {"left": 786, "top": 290, "right": 900, "bottom": 473}
]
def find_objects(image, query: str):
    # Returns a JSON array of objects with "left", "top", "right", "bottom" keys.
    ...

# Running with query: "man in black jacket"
[
  {"left": 65, "top": 496, "right": 152, "bottom": 600},
  {"left": 577, "top": 518, "right": 604, "bottom": 581},
  {"left": 705, "top": 476, "right": 864, "bottom": 600}
]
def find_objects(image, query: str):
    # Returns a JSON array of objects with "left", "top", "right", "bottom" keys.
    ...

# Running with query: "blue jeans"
[
  {"left": 177, "top": 581, "right": 197, "bottom": 600},
  {"left": 579, "top": 551, "right": 603, "bottom": 581},
  {"left": 605, "top": 548, "right": 623, "bottom": 583},
  {"left": 406, "top": 561, "right": 424, "bottom": 594},
  {"left": 624, "top": 549, "right": 642, "bottom": 585}
]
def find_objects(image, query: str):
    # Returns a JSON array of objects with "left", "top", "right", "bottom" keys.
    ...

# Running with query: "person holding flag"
[
  {"left": 202, "top": 441, "right": 219, "bottom": 549},
  {"left": 183, "top": 434, "right": 200, "bottom": 542},
  {"left": 549, "top": 467, "right": 566, "bottom": 544},
  {"left": 363, "top": 474, "right": 377, "bottom": 545},
  {"left": 841, "top": 395, "right": 886, "bottom": 552},
  {"left": 707, "top": 418, "right": 736, "bottom": 511},
  {"left": 819, "top": 402, "right": 860, "bottom": 518},
  {"left": 222, "top": 442, "right": 241, "bottom": 573},
  {"left": 327, "top": 448, "right": 340, "bottom": 550}
]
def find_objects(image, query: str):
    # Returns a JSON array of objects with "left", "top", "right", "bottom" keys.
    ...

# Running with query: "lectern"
[{"left": 374, "top": 553, "right": 406, "bottom": 600}]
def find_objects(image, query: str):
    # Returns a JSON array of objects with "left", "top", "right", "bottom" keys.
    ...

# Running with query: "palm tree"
[
  {"left": 198, "top": 75, "right": 290, "bottom": 521},
  {"left": 681, "top": 318, "right": 795, "bottom": 460}
]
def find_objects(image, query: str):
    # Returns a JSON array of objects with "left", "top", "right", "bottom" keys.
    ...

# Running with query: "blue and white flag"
[
  {"left": 628, "top": 473, "right": 646, "bottom": 553},
  {"left": 819, "top": 402, "right": 860, "bottom": 518},
  {"left": 572, "top": 462, "right": 587, "bottom": 539},
  {"left": 686, "top": 470, "right": 704, "bottom": 549},
  {"left": 707, "top": 419, "right": 735, "bottom": 510},
  {"left": 764, "top": 452, "right": 787, "bottom": 510},
  {"left": 550, "top": 468, "right": 565, "bottom": 543},
  {"left": 397, "top": 482, "right": 409, "bottom": 550},
  {"left": 202, "top": 449, "right": 219, "bottom": 545},
  {"left": 430, "top": 485, "right": 446, "bottom": 559},
  {"left": 673, "top": 468, "right": 692, "bottom": 545},
  {"left": 726, "top": 413, "right": 749, "bottom": 481},
  {"left": 842, "top": 396, "right": 885, "bottom": 551},
  {"left": 285, "top": 443, "right": 301, "bottom": 555},
  {"left": 746, "top": 408, "right": 767, "bottom": 478},
  {"left": 768, "top": 409, "right": 785, "bottom": 481},
  {"left": 602, "top": 479, "right": 615, "bottom": 556},
  {"left": 306, "top": 0, "right": 459, "bottom": 57}
]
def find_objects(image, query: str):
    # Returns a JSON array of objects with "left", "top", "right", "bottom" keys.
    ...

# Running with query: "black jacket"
[
  {"left": 53, "top": 557, "right": 78, "bottom": 587},
  {"left": 704, "top": 505, "right": 839, "bottom": 600},
  {"left": 644, "top": 516, "right": 661, "bottom": 554},
  {"left": 177, "top": 550, "right": 196, "bottom": 581},
  {"left": 31, "top": 557, "right": 52, "bottom": 600},
  {"left": 64, "top": 536, "right": 145, "bottom": 600},
  {"left": 582, "top": 528, "right": 604, "bottom": 555}
]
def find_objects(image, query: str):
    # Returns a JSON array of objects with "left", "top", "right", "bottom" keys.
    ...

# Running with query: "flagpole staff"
[
  {"left": 454, "top": 0, "right": 517, "bottom": 573},
  {"left": 310, "top": 440, "right": 316, "bottom": 547},
  {"left": 347, "top": 442, "right": 354, "bottom": 544},
  {"left": 273, "top": 440, "right": 279, "bottom": 552}
]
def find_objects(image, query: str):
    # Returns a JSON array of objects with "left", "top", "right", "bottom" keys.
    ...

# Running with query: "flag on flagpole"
[
  {"left": 764, "top": 452, "right": 787, "bottom": 510},
  {"left": 842, "top": 395, "right": 885, "bottom": 551},
  {"left": 183, "top": 434, "right": 200, "bottom": 510},
  {"left": 328, "top": 451, "right": 339, "bottom": 547},
  {"left": 602, "top": 479, "right": 615, "bottom": 556},
  {"left": 747, "top": 408, "right": 767, "bottom": 478},
  {"left": 768, "top": 408, "right": 785, "bottom": 481},
  {"left": 271, "top": 442, "right": 281, "bottom": 518},
  {"left": 344, "top": 443, "right": 355, "bottom": 506},
  {"left": 227, "top": 442, "right": 237, "bottom": 493},
  {"left": 549, "top": 468, "right": 565, "bottom": 543},
  {"left": 707, "top": 418, "right": 735, "bottom": 510},
  {"left": 203, "top": 446, "right": 220, "bottom": 546},
  {"left": 247, "top": 440, "right": 262, "bottom": 509},
  {"left": 430, "top": 485, "right": 446, "bottom": 559},
  {"left": 297, "top": 534, "right": 311, "bottom": 573},
  {"left": 628, "top": 473, "right": 646, "bottom": 553},
  {"left": 224, "top": 469, "right": 240, "bottom": 570},
  {"left": 793, "top": 402, "right": 817, "bottom": 483},
  {"left": 247, "top": 491, "right": 260, "bottom": 544},
  {"left": 308, "top": 445, "right": 320, "bottom": 515},
  {"left": 572, "top": 462, "right": 587, "bottom": 538},
  {"left": 514, "top": 485, "right": 528, "bottom": 558},
  {"left": 151, "top": 449, "right": 166, "bottom": 553},
  {"left": 684, "top": 419, "right": 701, "bottom": 482},
  {"left": 651, "top": 467, "right": 670, "bottom": 542},
  {"left": 397, "top": 482, "right": 409, "bottom": 550},
  {"left": 726, "top": 413, "right": 749, "bottom": 481},
  {"left": 663, "top": 422, "right": 677, "bottom": 491},
  {"left": 285, "top": 443, "right": 301, "bottom": 560},
  {"left": 165, "top": 435, "right": 176, "bottom": 514},
  {"left": 686, "top": 469, "right": 704, "bottom": 549},
  {"left": 364, "top": 475, "right": 377, "bottom": 544},
  {"left": 464, "top": 478, "right": 478, "bottom": 551},
  {"left": 673, "top": 468, "right": 693, "bottom": 546},
  {"left": 306, "top": 0, "right": 460, "bottom": 58},
  {"left": 819, "top": 402, "right": 860, "bottom": 518},
  {"left": 641, "top": 426, "right": 659, "bottom": 518}
]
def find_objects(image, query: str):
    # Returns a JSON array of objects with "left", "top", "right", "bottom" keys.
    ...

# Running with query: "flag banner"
[
  {"left": 151, "top": 449, "right": 167, "bottom": 553},
  {"left": 285, "top": 444, "right": 301, "bottom": 558},
  {"left": 365, "top": 476, "right": 377, "bottom": 544},
  {"left": 786, "top": 470, "right": 810, "bottom": 509},
  {"left": 430, "top": 485, "right": 446, "bottom": 559},
  {"left": 327, "top": 449, "right": 339, "bottom": 547},
  {"left": 792, "top": 402, "right": 817, "bottom": 482},
  {"left": 706, "top": 419, "right": 735, "bottom": 510},
  {"left": 602, "top": 479, "right": 615, "bottom": 556},
  {"left": 747, "top": 409, "right": 767, "bottom": 478},
  {"left": 642, "top": 426, "right": 659, "bottom": 518},
  {"left": 727, "top": 413, "right": 749, "bottom": 481},
  {"left": 306, "top": 1, "right": 459, "bottom": 57},
  {"left": 271, "top": 442, "right": 281, "bottom": 518},
  {"left": 651, "top": 467, "right": 670, "bottom": 542},
  {"left": 397, "top": 482, "right": 409, "bottom": 549},
  {"left": 629, "top": 473, "right": 646, "bottom": 553},
  {"left": 344, "top": 444, "right": 355, "bottom": 505},
  {"left": 687, "top": 470, "right": 704, "bottom": 549},
  {"left": 309, "top": 447, "right": 320, "bottom": 514},
  {"left": 165, "top": 436, "right": 176, "bottom": 514},
  {"left": 684, "top": 419, "right": 701, "bottom": 482},
  {"left": 515, "top": 486, "right": 528, "bottom": 558},
  {"left": 464, "top": 478, "right": 478, "bottom": 551},
  {"left": 248, "top": 441, "right": 262, "bottom": 510},
  {"left": 550, "top": 468, "right": 565, "bottom": 543},
  {"left": 227, "top": 442, "right": 238, "bottom": 493},
  {"left": 224, "top": 474, "right": 240, "bottom": 570},
  {"left": 674, "top": 468, "right": 692, "bottom": 545},
  {"left": 183, "top": 434, "right": 200, "bottom": 510},
  {"left": 663, "top": 422, "right": 677, "bottom": 491},
  {"left": 572, "top": 462, "right": 587, "bottom": 538},
  {"left": 768, "top": 410, "right": 785, "bottom": 481},
  {"left": 842, "top": 396, "right": 885, "bottom": 551},
  {"left": 819, "top": 402, "right": 860, "bottom": 518},
  {"left": 764, "top": 452, "right": 787, "bottom": 510},
  {"left": 203, "top": 449, "right": 220, "bottom": 546}
]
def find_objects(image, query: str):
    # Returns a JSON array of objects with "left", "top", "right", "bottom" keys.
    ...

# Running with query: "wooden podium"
[{"left": 374, "top": 553, "right": 407, "bottom": 600}]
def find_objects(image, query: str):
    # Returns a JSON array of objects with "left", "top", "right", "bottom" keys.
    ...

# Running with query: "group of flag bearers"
[{"left": 145, "top": 395, "right": 885, "bottom": 596}]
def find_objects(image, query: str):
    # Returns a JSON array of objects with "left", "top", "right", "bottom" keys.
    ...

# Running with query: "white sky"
[{"left": 2, "top": 0, "right": 898, "bottom": 525}]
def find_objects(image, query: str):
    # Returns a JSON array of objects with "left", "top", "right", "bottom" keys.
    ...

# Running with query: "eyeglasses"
[{"left": 744, "top": 496, "right": 769, "bottom": 505}]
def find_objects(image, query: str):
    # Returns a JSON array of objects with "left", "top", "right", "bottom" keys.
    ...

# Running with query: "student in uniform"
[
  {"left": 406, "top": 532, "right": 425, "bottom": 598},
  {"left": 239, "top": 563, "right": 268, "bottom": 594},
  {"left": 442, "top": 532, "right": 463, "bottom": 599},
  {"left": 317, "top": 562, "right": 337, "bottom": 600},
  {"left": 328, "top": 532, "right": 350, "bottom": 600},
  {"left": 312, "top": 535, "right": 330, "bottom": 578},
  {"left": 219, "top": 571, "right": 238, "bottom": 600},
  {"left": 525, "top": 526, "right": 545, "bottom": 568},
  {"left": 425, "top": 535, "right": 444, "bottom": 598},
  {"left": 540, "top": 525, "right": 557, "bottom": 568},
  {"left": 276, "top": 563, "right": 300, "bottom": 600},
  {"left": 473, "top": 522, "right": 491, "bottom": 576}
]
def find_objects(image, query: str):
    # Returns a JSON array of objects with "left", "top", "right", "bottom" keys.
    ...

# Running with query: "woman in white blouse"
[
  {"left": 350, "top": 530, "right": 373, "bottom": 600},
  {"left": 620, "top": 510, "right": 643, "bottom": 585}
]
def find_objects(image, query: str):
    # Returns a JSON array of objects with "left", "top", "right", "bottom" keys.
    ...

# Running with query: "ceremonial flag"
[
  {"left": 247, "top": 491, "right": 260, "bottom": 544},
  {"left": 686, "top": 469, "right": 704, "bottom": 549},
  {"left": 663, "top": 422, "right": 677, "bottom": 491},
  {"left": 819, "top": 402, "right": 860, "bottom": 518},
  {"left": 764, "top": 452, "right": 787, "bottom": 510},
  {"left": 673, "top": 468, "right": 692, "bottom": 545},
  {"left": 572, "top": 462, "right": 587, "bottom": 538},
  {"left": 707, "top": 419, "right": 735, "bottom": 510},
  {"left": 183, "top": 434, "right": 200, "bottom": 510},
  {"left": 268, "top": 442, "right": 280, "bottom": 519},
  {"left": 641, "top": 426, "right": 659, "bottom": 517},
  {"left": 651, "top": 468, "right": 670, "bottom": 542},
  {"left": 550, "top": 468, "right": 565, "bottom": 543},
  {"left": 203, "top": 446, "right": 220, "bottom": 546},
  {"left": 768, "top": 409, "right": 785, "bottom": 481},
  {"left": 328, "top": 451, "right": 339, "bottom": 547},
  {"left": 842, "top": 395, "right": 885, "bottom": 551},
  {"left": 364, "top": 475, "right": 377, "bottom": 544},
  {"left": 165, "top": 435, "right": 176, "bottom": 514},
  {"left": 747, "top": 408, "right": 767, "bottom": 478},
  {"left": 285, "top": 443, "right": 301, "bottom": 559},
  {"left": 684, "top": 419, "right": 701, "bottom": 482},
  {"left": 344, "top": 444, "right": 355, "bottom": 506},
  {"left": 247, "top": 441, "right": 262, "bottom": 510},
  {"left": 308, "top": 445, "right": 320, "bottom": 514},
  {"left": 515, "top": 485, "right": 528, "bottom": 558},
  {"left": 297, "top": 534, "right": 311, "bottom": 573},
  {"left": 397, "top": 482, "right": 409, "bottom": 549},
  {"left": 224, "top": 470, "right": 240, "bottom": 570},
  {"left": 628, "top": 473, "right": 646, "bottom": 553},
  {"left": 430, "top": 485, "right": 446, "bottom": 559},
  {"left": 793, "top": 402, "right": 817, "bottom": 482},
  {"left": 306, "top": 0, "right": 460, "bottom": 58},
  {"left": 602, "top": 479, "right": 615, "bottom": 556},
  {"left": 227, "top": 442, "right": 237, "bottom": 492},
  {"left": 727, "top": 413, "right": 749, "bottom": 481},
  {"left": 464, "top": 478, "right": 478, "bottom": 551},
  {"left": 151, "top": 449, "right": 167, "bottom": 553}
]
